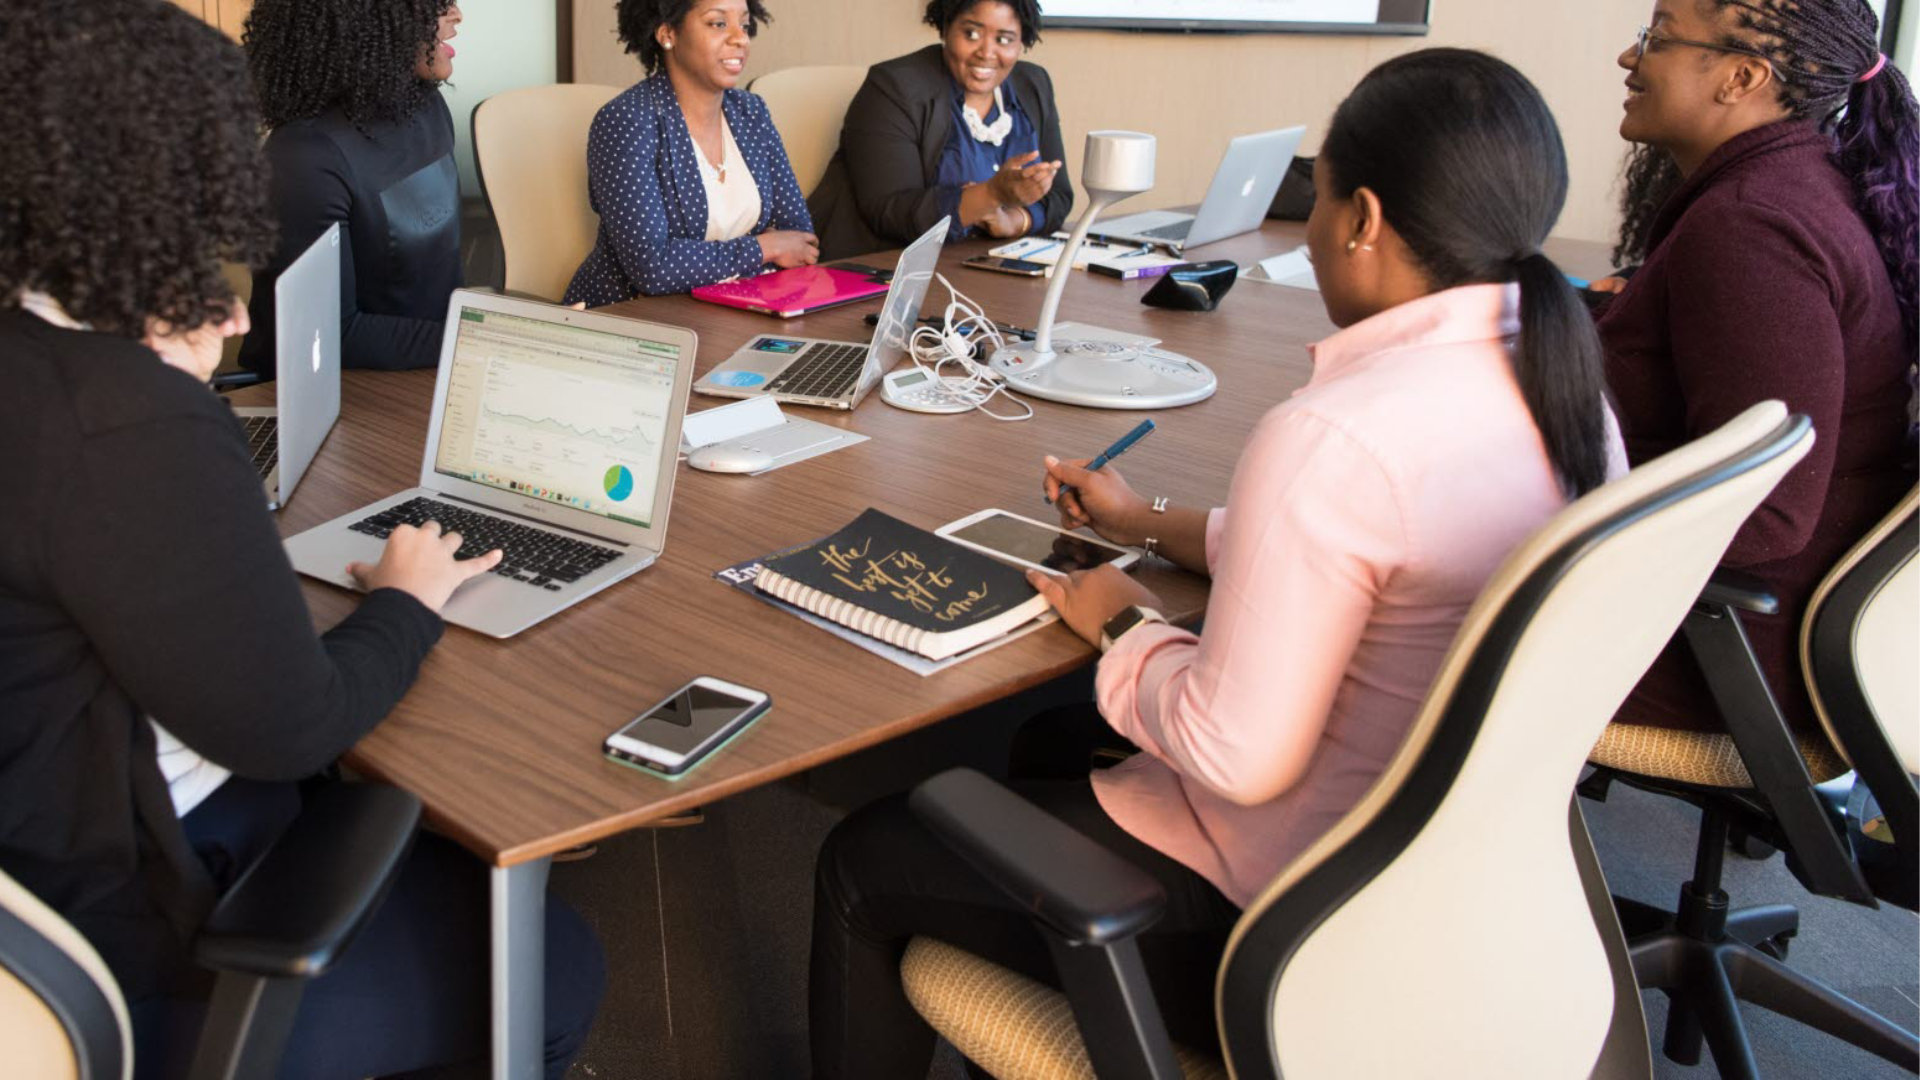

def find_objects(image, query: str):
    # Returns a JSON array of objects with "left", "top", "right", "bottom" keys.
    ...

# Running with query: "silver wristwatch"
[{"left": 1099, "top": 605, "right": 1167, "bottom": 653}]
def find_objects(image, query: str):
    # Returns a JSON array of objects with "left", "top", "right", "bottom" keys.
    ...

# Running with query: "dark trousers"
[
  {"left": 132, "top": 777, "right": 605, "bottom": 1080},
  {"left": 809, "top": 780, "right": 1241, "bottom": 1079}
]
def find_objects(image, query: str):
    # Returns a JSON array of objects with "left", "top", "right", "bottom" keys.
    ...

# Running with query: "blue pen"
[{"left": 1048, "top": 419, "right": 1157, "bottom": 506}]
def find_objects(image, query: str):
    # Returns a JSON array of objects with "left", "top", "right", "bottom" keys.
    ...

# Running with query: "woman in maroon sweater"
[{"left": 1598, "top": 0, "right": 1916, "bottom": 737}]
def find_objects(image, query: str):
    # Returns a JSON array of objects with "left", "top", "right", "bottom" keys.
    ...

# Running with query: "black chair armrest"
[
  {"left": 1698, "top": 569, "right": 1779, "bottom": 615},
  {"left": 209, "top": 371, "right": 263, "bottom": 394},
  {"left": 194, "top": 783, "right": 421, "bottom": 978},
  {"left": 909, "top": 768, "right": 1166, "bottom": 946}
]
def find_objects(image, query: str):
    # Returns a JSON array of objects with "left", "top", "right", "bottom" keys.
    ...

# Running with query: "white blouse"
[{"left": 697, "top": 115, "right": 762, "bottom": 243}]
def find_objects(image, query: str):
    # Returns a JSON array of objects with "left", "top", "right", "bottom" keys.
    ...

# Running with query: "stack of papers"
[{"left": 990, "top": 235, "right": 1165, "bottom": 274}]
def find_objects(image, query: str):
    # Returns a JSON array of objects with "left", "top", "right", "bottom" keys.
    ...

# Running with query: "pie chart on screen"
[{"left": 603, "top": 464, "right": 634, "bottom": 501}]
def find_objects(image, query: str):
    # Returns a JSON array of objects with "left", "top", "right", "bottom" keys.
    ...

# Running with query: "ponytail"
[
  {"left": 1511, "top": 252, "right": 1612, "bottom": 497},
  {"left": 1323, "top": 49, "right": 1615, "bottom": 500},
  {"left": 1834, "top": 60, "right": 1920, "bottom": 348}
]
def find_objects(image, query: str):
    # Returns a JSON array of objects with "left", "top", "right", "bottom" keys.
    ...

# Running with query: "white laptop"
[
  {"left": 231, "top": 223, "right": 341, "bottom": 510},
  {"left": 1093, "top": 126, "right": 1307, "bottom": 253},
  {"left": 284, "top": 290, "right": 697, "bottom": 638},
  {"left": 693, "top": 217, "right": 948, "bottom": 410}
]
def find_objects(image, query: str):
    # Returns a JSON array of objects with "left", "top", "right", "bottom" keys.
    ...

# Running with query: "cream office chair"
[
  {"left": 471, "top": 83, "right": 622, "bottom": 301},
  {"left": 745, "top": 65, "right": 867, "bottom": 197},
  {"left": 900, "top": 402, "right": 1814, "bottom": 1079},
  {"left": 0, "top": 785, "right": 420, "bottom": 1078},
  {"left": 1583, "top": 484, "right": 1919, "bottom": 1078}
]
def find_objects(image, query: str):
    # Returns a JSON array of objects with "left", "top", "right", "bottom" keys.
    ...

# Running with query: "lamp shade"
[{"left": 1081, "top": 131, "right": 1156, "bottom": 200}]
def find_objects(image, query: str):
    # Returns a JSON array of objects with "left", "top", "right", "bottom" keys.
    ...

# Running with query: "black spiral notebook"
[{"left": 752, "top": 509, "right": 1050, "bottom": 661}]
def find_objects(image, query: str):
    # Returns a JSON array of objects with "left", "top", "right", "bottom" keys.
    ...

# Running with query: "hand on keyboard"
[{"left": 347, "top": 519, "right": 503, "bottom": 613}]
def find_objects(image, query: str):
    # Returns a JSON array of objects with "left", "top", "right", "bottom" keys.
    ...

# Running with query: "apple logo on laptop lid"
[
  {"left": 311, "top": 329, "right": 323, "bottom": 374},
  {"left": 1240, "top": 176, "right": 1256, "bottom": 198}
]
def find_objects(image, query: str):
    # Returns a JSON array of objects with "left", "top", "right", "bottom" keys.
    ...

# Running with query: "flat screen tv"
[{"left": 1042, "top": 0, "right": 1431, "bottom": 35}]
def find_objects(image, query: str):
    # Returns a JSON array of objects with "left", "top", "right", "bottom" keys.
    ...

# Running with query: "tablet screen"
[{"left": 950, "top": 514, "right": 1127, "bottom": 572}]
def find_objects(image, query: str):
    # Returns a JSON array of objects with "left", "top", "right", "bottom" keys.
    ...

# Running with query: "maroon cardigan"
[{"left": 1598, "top": 119, "right": 1912, "bottom": 736}]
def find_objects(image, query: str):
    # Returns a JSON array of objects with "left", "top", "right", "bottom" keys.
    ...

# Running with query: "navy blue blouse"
[
  {"left": 564, "top": 76, "right": 813, "bottom": 305},
  {"left": 933, "top": 83, "right": 1043, "bottom": 242}
]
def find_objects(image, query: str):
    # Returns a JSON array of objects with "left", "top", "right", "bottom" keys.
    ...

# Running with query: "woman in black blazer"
[{"left": 809, "top": 0, "right": 1074, "bottom": 260}]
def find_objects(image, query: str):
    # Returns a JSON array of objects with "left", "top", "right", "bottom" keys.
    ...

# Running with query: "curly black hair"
[
  {"left": 244, "top": 0, "right": 453, "bottom": 129},
  {"left": 924, "top": 0, "right": 1043, "bottom": 48},
  {"left": 0, "top": 0, "right": 273, "bottom": 339},
  {"left": 618, "top": 0, "right": 773, "bottom": 76}
]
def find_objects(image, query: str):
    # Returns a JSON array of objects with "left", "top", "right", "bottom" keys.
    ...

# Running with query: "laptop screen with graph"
[{"left": 432, "top": 308, "right": 681, "bottom": 529}]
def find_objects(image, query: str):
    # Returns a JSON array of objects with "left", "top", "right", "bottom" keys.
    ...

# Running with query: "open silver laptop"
[
  {"left": 232, "top": 223, "right": 341, "bottom": 510},
  {"left": 284, "top": 290, "right": 697, "bottom": 638},
  {"left": 693, "top": 217, "right": 948, "bottom": 410},
  {"left": 1093, "top": 126, "right": 1306, "bottom": 253}
]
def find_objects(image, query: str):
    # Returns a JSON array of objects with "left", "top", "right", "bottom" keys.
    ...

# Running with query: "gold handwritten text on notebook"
[{"left": 820, "top": 538, "right": 990, "bottom": 623}]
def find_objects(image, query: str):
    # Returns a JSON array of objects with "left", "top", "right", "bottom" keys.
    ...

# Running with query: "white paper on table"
[{"left": 1242, "top": 245, "right": 1320, "bottom": 291}]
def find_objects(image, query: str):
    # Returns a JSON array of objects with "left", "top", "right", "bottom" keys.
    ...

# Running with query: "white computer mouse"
[{"left": 687, "top": 444, "right": 776, "bottom": 474}]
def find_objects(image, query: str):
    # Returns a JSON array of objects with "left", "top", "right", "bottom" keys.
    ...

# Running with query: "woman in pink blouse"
[{"left": 809, "top": 49, "right": 1625, "bottom": 1078}]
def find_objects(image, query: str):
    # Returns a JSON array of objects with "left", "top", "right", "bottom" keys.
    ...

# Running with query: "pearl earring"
[{"left": 1346, "top": 240, "right": 1373, "bottom": 253}]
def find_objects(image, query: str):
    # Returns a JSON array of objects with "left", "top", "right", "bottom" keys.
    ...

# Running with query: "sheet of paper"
[
  {"left": 990, "top": 235, "right": 1161, "bottom": 273},
  {"left": 1243, "top": 246, "right": 1320, "bottom": 291},
  {"left": 681, "top": 395, "right": 785, "bottom": 450}
]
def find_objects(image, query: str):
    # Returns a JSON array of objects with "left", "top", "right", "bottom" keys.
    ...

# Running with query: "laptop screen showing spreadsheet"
[{"left": 432, "top": 308, "right": 681, "bottom": 530}]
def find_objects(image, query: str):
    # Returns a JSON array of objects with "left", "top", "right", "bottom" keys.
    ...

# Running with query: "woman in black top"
[
  {"left": 808, "top": 0, "right": 1074, "bottom": 260},
  {"left": 239, "top": 0, "right": 466, "bottom": 374},
  {"left": 0, "top": 3, "right": 601, "bottom": 1077}
]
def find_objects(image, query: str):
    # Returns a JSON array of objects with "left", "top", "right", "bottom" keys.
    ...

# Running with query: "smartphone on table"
[
  {"left": 936, "top": 509, "right": 1140, "bottom": 574},
  {"left": 603, "top": 676, "right": 771, "bottom": 778},
  {"left": 961, "top": 255, "right": 1047, "bottom": 277}
]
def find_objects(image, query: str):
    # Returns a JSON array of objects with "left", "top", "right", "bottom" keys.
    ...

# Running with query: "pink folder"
[{"left": 690, "top": 265, "right": 891, "bottom": 318}]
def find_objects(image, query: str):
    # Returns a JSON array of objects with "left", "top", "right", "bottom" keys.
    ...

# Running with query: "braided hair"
[
  {"left": 1616, "top": 0, "right": 1918, "bottom": 347},
  {"left": 244, "top": 0, "right": 453, "bottom": 129},
  {"left": 0, "top": 0, "right": 273, "bottom": 338},
  {"left": 1325, "top": 49, "right": 1613, "bottom": 498}
]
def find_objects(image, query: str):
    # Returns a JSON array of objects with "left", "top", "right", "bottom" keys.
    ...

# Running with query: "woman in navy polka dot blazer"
[{"left": 564, "top": 0, "right": 816, "bottom": 305}]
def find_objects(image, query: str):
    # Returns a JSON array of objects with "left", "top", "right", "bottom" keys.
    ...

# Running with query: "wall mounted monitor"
[{"left": 1044, "top": 0, "right": 1430, "bottom": 35}]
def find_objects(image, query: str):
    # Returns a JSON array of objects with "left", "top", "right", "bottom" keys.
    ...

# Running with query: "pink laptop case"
[{"left": 690, "top": 266, "right": 890, "bottom": 318}]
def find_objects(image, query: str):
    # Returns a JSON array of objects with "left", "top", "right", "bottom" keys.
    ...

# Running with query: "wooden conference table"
[{"left": 243, "top": 220, "right": 1607, "bottom": 1078}]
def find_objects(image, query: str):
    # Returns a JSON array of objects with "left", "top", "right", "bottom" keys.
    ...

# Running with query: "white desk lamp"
[{"left": 989, "top": 130, "right": 1218, "bottom": 409}]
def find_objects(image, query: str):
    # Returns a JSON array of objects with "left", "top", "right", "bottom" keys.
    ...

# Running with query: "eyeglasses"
[{"left": 1633, "top": 24, "right": 1781, "bottom": 77}]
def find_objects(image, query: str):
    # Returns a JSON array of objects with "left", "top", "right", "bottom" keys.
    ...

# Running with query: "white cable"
[{"left": 902, "top": 274, "right": 1033, "bottom": 421}]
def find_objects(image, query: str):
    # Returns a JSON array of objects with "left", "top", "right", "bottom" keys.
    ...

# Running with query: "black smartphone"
[
  {"left": 832, "top": 262, "right": 893, "bottom": 282},
  {"left": 603, "top": 677, "right": 771, "bottom": 778},
  {"left": 962, "top": 254, "right": 1048, "bottom": 277}
]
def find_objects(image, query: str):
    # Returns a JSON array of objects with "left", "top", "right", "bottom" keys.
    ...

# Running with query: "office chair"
[
  {"left": 1583, "top": 484, "right": 1919, "bottom": 1079},
  {"left": 471, "top": 84, "right": 623, "bottom": 302},
  {"left": 899, "top": 401, "right": 1814, "bottom": 1079},
  {"left": 744, "top": 66, "right": 867, "bottom": 197},
  {"left": 0, "top": 783, "right": 420, "bottom": 1079}
]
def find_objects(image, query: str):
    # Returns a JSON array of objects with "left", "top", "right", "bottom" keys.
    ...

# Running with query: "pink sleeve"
[
  {"left": 1204, "top": 507, "right": 1227, "bottom": 574},
  {"left": 1096, "top": 407, "right": 1405, "bottom": 806}
]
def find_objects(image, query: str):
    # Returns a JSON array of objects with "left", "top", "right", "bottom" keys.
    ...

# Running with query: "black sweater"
[
  {"left": 241, "top": 95, "right": 462, "bottom": 375},
  {"left": 0, "top": 309, "right": 443, "bottom": 998}
]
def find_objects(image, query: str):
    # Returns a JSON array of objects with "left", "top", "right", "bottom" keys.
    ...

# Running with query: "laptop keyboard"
[
  {"left": 348, "top": 497, "right": 622, "bottom": 592},
  {"left": 1135, "top": 220, "right": 1193, "bottom": 242},
  {"left": 764, "top": 342, "right": 869, "bottom": 401},
  {"left": 240, "top": 415, "right": 278, "bottom": 479}
]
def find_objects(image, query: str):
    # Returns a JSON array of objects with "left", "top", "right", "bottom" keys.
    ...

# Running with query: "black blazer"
[{"left": 808, "top": 44, "right": 1074, "bottom": 261}]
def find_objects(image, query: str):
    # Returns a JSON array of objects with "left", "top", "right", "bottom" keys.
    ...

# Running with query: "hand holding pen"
[{"left": 1044, "top": 413, "right": 1144, "bottom": 511}]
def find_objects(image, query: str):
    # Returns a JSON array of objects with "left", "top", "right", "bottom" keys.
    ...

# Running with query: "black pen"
[{"left": 1047, "top": 419, "right": 1157, "bottom": 506}]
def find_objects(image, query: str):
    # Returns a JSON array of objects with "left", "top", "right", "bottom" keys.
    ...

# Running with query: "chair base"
[{"left": 1619, "top": 892, "right": 1919, "bottom": 1078}]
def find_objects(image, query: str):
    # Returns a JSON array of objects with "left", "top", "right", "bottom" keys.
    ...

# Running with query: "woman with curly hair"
[
  {"left": 1595, "top": 0, "right": 1916, "bottom": 744},
  {"left": 239, "top": 0, "right": 466, "bottom": 373},
  {"left": 809, "top": 0, "right": 1071, "bottom": 260},
  {"left": 0, "top": 3, "right": 602, "bottom": 1076},
  {"left": 563, "top": 0, "right": 818, "bottom": 303}
]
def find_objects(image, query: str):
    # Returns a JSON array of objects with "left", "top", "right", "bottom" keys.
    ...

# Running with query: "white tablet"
[{"left": 935, "top": 508, "right": 1140, "bottom": 575}]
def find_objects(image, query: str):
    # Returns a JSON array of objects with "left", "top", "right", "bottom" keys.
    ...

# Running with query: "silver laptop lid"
[
  {"left": 858, "top": 217, "right": 949, "bottom": 388},
  {"left": 418, "top": 290, "right": 697, "bottom": 553},
  {"left": 1183, "top": 126, "right": 1306, "bottom": 248},
  {"left": 272, "top": 223, "right": 342, "bottom": 504}
]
